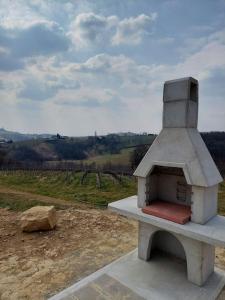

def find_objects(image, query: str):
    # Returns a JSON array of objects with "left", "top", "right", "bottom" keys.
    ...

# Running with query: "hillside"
[
  {"left": 0, "top": 128, "right": 52, "bottom": 142},
  {"left": 0, "top": 132, "right": 156, "bottom": 164},
  {"left": 0, "top": 130, "right": 224, "bottom": 176}
]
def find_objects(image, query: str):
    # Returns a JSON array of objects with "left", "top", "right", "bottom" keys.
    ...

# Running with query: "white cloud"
[
  {"left": 0, "top": 20, "right": 70, "bottom": 72},
  {"left": 0, "top": 0, "right": 45, "bottom": 29},
  {"left": 54, "top": 87, "right": 117, "bottom": 107},
  {"left": 7, "top": 29, "right": 225, "bottom": 109},
  {"left": 69, "top": 12, "right": 117, "bottom": 47},
  {"left": 112, "top": 13, "right": 157, "bottom": 45},
  {"left": 174, "top": 34, "right": 225, "bottom": 80},
  {"left": 1, "top": 21, "right": 225, "bottom": 135},
  {"left": 71, "top": 53, "right": 137, "bottom": 74},
  {"left": 69, "top": 12, "right": 157, "bottom": 48}
]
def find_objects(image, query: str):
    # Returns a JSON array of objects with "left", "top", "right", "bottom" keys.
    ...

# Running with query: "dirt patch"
[
  {"left": 216, "top": 247, "right": 225, "bottom": 270},
  {"left": 0, "top": 207, "right": 138, "bottom": 300},
  {"left": 1, "top": 189, "right": 225, "bottom": 300}
]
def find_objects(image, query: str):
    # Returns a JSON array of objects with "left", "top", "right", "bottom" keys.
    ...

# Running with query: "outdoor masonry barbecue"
[
  {"left": 136, "top": 77, "right": 220, "bottom": 226},
  {"left": 109, "top": 77, "right": 224, "bottom": 287}
]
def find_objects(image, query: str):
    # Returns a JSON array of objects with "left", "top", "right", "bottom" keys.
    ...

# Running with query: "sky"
[{"left": 0, "top": 0, "right": 225, "bottom": 136}]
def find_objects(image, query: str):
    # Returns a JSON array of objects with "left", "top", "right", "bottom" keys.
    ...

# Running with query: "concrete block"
[
  {"left": 187, "top": 100, "right": 198, "bottom": 127},
  {"left": 163, "top": 101, "right": 187, "bottom": 127},
  {"left": 146, "top": 174, "right": 157, "bottom": 203},
  {"left": 137, "top": 177, "right": 146, "bottom": 208},
  {"left": 185, "top": 241, "right": 215, "bottom": 286},
  {"left": 138, "top": 222, "right": 156, "bottom": 260},
  {"left": 191, "top": 185, "right": 218, "bottom": 224}
]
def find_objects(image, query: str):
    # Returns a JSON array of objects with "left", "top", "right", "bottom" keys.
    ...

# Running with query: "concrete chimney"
[{"left": 163, "top": 77, "right": 198, "bottom": 128}]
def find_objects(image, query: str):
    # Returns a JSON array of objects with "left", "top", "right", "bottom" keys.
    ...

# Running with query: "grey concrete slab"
[
  {"left": 109, "top": 196, "right": 225, "bottom": 247},
  {"left": 49, "top": 250, "right": 225, "bottom": 300},
  {"left": 63, "top": 274, "right": 145, "bottom": 300},
  {"left": 218, "top": 286, "right": 225, "bottom": 300}
]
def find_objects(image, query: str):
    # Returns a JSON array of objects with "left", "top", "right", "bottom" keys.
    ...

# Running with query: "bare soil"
[
  {"left": 0, "top": 206, "right": 138, "bottom": 300},
  {"left": 1, "top": 186, "right": 225, "bottom": 300}
]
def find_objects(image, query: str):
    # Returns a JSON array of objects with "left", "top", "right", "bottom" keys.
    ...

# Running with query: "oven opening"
[{"left": 142, "top": 166, "right": 192, "bottom": 224}]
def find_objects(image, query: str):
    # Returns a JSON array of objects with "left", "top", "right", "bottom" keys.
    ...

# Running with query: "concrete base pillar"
[{"left": 138, "top": 221, "right": 215, "bottom": 286}]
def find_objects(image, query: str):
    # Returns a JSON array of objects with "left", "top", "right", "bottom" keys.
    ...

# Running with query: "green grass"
[
  {"left": 0, "top": 170, "right": 224, "bottom": 213},
  {"left": 82, "top": 148, "right": 133, "bottom": 166},
  {"left": 0, "top": 170, "right": 137, "bottom": 208},
  {"left": 0, "top": 192, "right": 53, "bottom": 211},
  {"left": 218, "top": 181, "right": 225, "bottom": 215}
]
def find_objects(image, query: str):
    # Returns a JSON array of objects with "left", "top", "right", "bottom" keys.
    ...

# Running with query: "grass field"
[
  {"left": 0, "top": 192, "right": 53, "bottom": 211},
  {"left": 219, "top": 181, "right": 225, "bottom": 215},
  {"left": 0, "top": 170, "right": 224, "bottom": 214},
  {"left": 82, "top": 148, "right": 133, "bottom": 166},
  {"left": 0, "top": 170, "right": 137, "bottom": 209}
]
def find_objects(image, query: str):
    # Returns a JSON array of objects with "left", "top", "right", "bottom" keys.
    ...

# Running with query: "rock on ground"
[
  {"left": 20, "top": 206, "right": 57, "bottom": 232},
  {"left": 0, "top": 207, "right": 138, "bottom": 300}
]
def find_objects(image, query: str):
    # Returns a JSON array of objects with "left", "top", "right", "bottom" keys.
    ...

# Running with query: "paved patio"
[{"left": 49, "top": 249, "right": 225, "bottom": 300}]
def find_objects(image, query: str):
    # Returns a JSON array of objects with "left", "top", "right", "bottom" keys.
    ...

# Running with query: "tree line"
[{"left": 0, "top": 132, "right": 224, "bottom": 176}]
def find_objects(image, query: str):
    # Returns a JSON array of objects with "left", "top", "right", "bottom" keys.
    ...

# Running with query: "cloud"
[
  {"left": 16, "top": 34, "right": 224, "bottom": 104},
  {"left": 0, "top": 52, "right": 24, "bottom": 71},
  {"left": 112, "top": 13, "right": 157, "bottom": 45},
  {"left": 54, "top": 87, "right": 118, "bottom": 107},
  {"left": 18, "top": 78, "right": 58, "bottom": 101},
  {"left": 0, "top": 20, "right": 70, "bottom": 71},
  {"left": 64, "top": 28, "right": 225, "bottom": 127},
  {"left": 4, "top": 28, "right": 225, "bottom": 108},
  {"left": 69, "top": 12, "right": 157, "bottom": 47},
  {"left": 71, "top": 53, "right": 153, "bottom": 79},
  {"left": 0, "top": 5, "right": 224, "bottom": 135},
  {"left": 15, "top": 21, "right": 70, "bottom": 57},
  {"left": 69, "top": 12, "right": 117, "bottom": 47},
  {"left": 174, "top": 35, "right": 225, "bottom": 80},
  {"left": 71, "top": 53, "right": 134, "bottom": 73},
  {"left": 17, "top": 64, "right": 81, "bottom": 101}
]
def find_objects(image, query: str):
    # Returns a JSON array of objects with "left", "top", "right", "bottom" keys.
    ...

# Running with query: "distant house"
[{"left": 48, "top": 133, "right": 67, "bottom": 141}]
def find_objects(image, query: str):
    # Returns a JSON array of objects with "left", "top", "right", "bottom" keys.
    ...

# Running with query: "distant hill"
[
  {"left": 0, "top": 131, "right": 155, "bottom": 164},
  {"left": 0, "top": 128, "right": 52, "bottom": 142},
  {"left": 0, "top": 129, "right": 224, "bottom": 176}
]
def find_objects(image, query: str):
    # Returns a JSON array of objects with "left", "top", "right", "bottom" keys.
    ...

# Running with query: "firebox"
[
  {"left": 141, "top": 165, "right": 192, "bottom": 224},
  {"left": 146, "top": 166, "right": 191, "bottom": 206}
]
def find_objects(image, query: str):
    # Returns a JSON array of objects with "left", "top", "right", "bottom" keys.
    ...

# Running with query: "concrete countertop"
[{"left": 109, "top": 196, "right": 225, "bottom": 247}]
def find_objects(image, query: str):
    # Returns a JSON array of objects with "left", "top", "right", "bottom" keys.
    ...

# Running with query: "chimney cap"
[
  {"left": 163, "top": 77, "right": 199, "bottom": 128},
  {"left": 163, "top": 77, "right": 198, "bottom": 103},
  {"left": 164, "top": 76, "right": 198, "bottom": 85}
]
